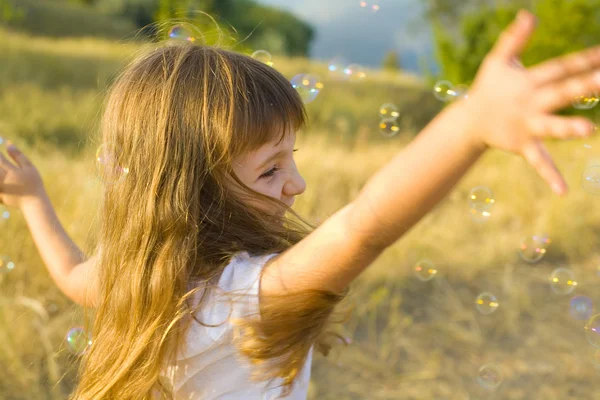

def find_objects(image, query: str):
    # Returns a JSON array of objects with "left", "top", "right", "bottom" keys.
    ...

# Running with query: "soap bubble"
[
  {"left": 414, "top": 260, "right": 437, "bottom": 281},
  {"left": 379, "top": 118, "right": 400, "bottom": 138},
  {"left": 251, "top": 50, "right": 273, "bottom": 67},
  {"left": 549, "top": 267, "right": 577, "bottom": 295},
  {"left": 168, "top": 25, "right": 196, "bottom": 42},
  {"left": 290, "top": 74, "right": 323, "bottom": 104},
  {"left": 518, "top": 234, "right": 550, "bottom": 263},
  {"left": 65, "top": 326, "right": 93, "bottom": 356},
  {"left": 0, "top": 255, "right": 15, "bottom": 275},
  {"left": 379, "top": 103, "right": 399, "bottom": 120},
  {"left": 585, "top": 314, "right": 600, "bottom": 348},
  {"left": 570, "top": 295, "right": 594, "bottom": 320},
  {"left": 328, "top": 57, "right": 349, "bottom": 80},
  {"left": 344, "top": 64, "right": 367, "bottom": 81},
  {"left": 468, "top": 186, "right": 494, "bottom": 222},
  {"left": 475, "top": 292, "right": 499, "bottom": 315},
  {"left": 572, "top": 92, "right": 599, "bottom": 110},
  {"left": 477, "top": 364, "right": 503, "bottom": 390},
  {"left": 96, "top": 144, "right": 129, "bottom": 185},
  {"left": 433, "top": 80, "right": 455, "bottom": 102},
  {"left": 582, "top": 165, "right": 600, "bottom": 195},
  {"left": 0, "top": 204, "right": 9, "bottom": 221}
]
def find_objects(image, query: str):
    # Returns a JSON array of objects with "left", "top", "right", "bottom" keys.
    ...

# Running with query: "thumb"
[
  {"left": 6, "top": 142, "right": 31, "bottom": 168},
  {"left": 491, "top": 9, "right": 537, "bottom": 61}
]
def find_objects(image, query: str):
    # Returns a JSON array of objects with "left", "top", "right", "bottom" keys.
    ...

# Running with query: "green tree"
[
  {"left": 382, "top": 50, "right": 401, "bottom": 71},
  {"left": 0, "top": 0, "right": 25, "bottom": 22}
]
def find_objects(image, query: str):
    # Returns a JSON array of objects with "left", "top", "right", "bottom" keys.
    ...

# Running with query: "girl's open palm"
[
  {"left": 0, "top": 142, "right": 46, "bottom": 209},
  {"left": 467, "top": 9, "right": 600, "bottom": 195}
]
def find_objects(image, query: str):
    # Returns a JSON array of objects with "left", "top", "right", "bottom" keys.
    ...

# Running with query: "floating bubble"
[
  {"left": 549, "top": 267, "right": 577, "bottom": 295},
  {"left": 477, "top": 364, "right": 503, "bottom": 390},
  {"left": 379, "top": 103, "right": 399, "bottom": 120},
  {"left": 449, "top": 84, "right": 469, "bottom": 100},
  {"left": 475, "top": 292, "right": 499, "bottom": 315},
  {"left": 582, "top": 165, "right": 600, "bottom": 195},
  {"left": 0, "top": 255, "right": 15, "bottom": 274},
  {"left": 251, "top": 50, "right": 273, "bottom": 67},
  {"left": 433, "top": 80, "right": 455, "bottom": 102},
  {"left": 414, "top": 260, "right": 437, "bottom": 281},
  {"left": 379, "top": 118, "right": 400, "bottom": 138},
  {"left": 518, "top": 234, "right": 550, "bottom": 263},
  {"left": 291, "top": 74, "right": 323, "bottom": 104},
  {"left": 96, "top": 144, "right": 129, "bottom": 185},
  {"left": 371, "top": 4, "right": 380, "bottom": 12},
  {"left": 468, "top": 186, "right": 494, "bottom": 222},
  {"left": 570, "top": 295, "right": 594, "bottom": 320},
  {"left": 168, "top": 25, "right": 196, "bottom": 43},
  {"left": 585, "top": 314, "right": 600, "bottom": 348},
  {"left": 65, "top": 326, "right": 93, "bottom": 356},
  {"left": 0, "top": 204, "right": 9, "bottom": 221},
  {"left": 344, "top": 64, "right": 367, "bottom": 81},
  {"left": 573, "top": 92, "right": 599, "bottom": 110},
  {"left": 328, "top": 57, "right": 349, "bottom": 80}
]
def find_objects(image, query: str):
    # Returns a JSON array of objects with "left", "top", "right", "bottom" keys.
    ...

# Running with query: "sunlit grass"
[{"left": 1, "top": 26, "right": 600, "bottom": 399}]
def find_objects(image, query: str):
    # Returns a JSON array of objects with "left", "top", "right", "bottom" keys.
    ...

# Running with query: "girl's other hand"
[
  {"left": 0, "top": 141, "right": 47, "bottom": 209},
  {"left": 466, "top": 9, "right": 600, "bottom": 195}
]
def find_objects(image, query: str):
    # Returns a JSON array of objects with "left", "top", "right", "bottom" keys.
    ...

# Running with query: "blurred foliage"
[
  {"left": 426, "top": 0, "right": 600, "bottom": 117},
  {"left": 0, "top": 0, "right": 25, "bottom": 22},
  {"left": 382, "top": 50, "right": 401, "bottom": 72}
]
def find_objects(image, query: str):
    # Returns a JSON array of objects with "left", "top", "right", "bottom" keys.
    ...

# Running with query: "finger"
[
  {"left": 491, "top": 9, "right": 537, "bottom": 61},
  {"left": 0, "top": 153, "right": 16, "bottom": 172},
  {"left": 535, "top": 69, "right": 600, "bottom": 111},
  {"left": 6, "top": 144, "right": 31, "bottom": 168},
  {"left": 527, "top": 115, "right": 596, "bottom": 140},
  {"left": 522, "top": 141, "right": 567, "bottom": 195},
  {"left": 529, "top": 45, "right": 600, "bottom": 86}
]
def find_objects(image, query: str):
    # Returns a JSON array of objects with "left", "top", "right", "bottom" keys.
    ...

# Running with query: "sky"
[{"left": 255, "top": 0, "right": 438, "bottom": 74}]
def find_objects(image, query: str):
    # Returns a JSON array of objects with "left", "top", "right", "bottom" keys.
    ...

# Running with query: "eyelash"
[{"left": 260, "top": 148, "right": 299, "bottom": 179}]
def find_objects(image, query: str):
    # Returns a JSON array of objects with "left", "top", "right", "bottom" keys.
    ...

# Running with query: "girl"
[{"left": 1, "top": 9, "right": 600, "bottom": 400}]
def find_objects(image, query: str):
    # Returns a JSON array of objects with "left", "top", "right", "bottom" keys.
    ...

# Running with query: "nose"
[{"left": 283, "top": 169, "right": 306, "bottom": 202}]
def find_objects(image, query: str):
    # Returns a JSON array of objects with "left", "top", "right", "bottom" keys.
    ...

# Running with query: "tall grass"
[{"left": 0, "top": 26, "right": 599, "bottom": 399}]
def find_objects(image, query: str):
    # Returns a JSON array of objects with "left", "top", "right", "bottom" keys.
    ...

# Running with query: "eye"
[{"left": 260, "top": 167, "right": 279, "bottom": 179}]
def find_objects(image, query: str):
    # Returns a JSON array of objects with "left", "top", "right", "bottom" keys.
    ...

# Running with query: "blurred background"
[{"left": 1, "top": 0, "right": 600, "bottom": 399}]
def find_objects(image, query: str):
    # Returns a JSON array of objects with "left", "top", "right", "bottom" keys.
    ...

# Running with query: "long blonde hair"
[{"left": 71, "top": 37, "right": 352, "bottom": 399}]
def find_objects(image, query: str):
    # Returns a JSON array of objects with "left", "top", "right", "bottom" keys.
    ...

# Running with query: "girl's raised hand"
[
  {"left": 466, "top": 9, "right": 600, "bottom": 195},
  {"left": 0, "top": 141, "right": 46, "bottom": 209}
]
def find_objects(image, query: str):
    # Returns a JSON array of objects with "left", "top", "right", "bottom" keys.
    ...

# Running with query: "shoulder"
[{"left": 217, "top": 251, "right": 280, "bottom": 295}]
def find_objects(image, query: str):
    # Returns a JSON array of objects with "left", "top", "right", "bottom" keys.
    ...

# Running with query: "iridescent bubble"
[
  {"left": 95, "top": 144, "right": 129, "bottom": 184},
  {"left": 371, "top": 4, "right": 380, "bottom": 12},
  {"left": 328, "top": 57, "right": 349, "bottom": 80},
  {"left": 414, "top": 260, "right": 437, "bottom": 281},
  {"left": 251, "top": 50, "right": 273, "bottom": 67},
  {"left": 65, "top": 326, "right": 92, "bottom": 356},
  {"left": 570, "top": 295, "right": 594, "bottom": 320},
  {"left": 573, "top": 92, "right": 599, "bottom": 110},
  {"left": 475, "top": 292, "right": 499, "bottom": 315},
  {"left": 468, "top": 186, "right": 494, "bottom": 222},
  {"left": 379, "top": 118, "right": 400, "bottom": 138},
  {"left": 449, "top": 84, "right": 469, "bottom": 100},
  {"left": 0, "top": 255, "right": 15, "bottom": 274},
  {"left": 549, "top": 267, "right": 577, "bottom": 295},
  {"left": 585, "top": 314, "right": 600, "bottom": 348},
  {"left": 0, "top": 204, "right": 9, "bottom": 221},
  {"left": 477, "top": 364, "right": 503, "bottom": 390},
  {"left": 379, "top": 103, "right": 399, "bottom": 120},
  {"left": 582, "top": 165, "right": 600, "bottom": 195},
  {"left": 433, "top": 80, "right": 455, "bottom": 102},
  {"left": 168, "top": 25, "right": 196, "bottom": 42},
  {"left": 290, "top": 74, "right": 323, "bottom": 104},
  {"left": 359, "top": 1, "right": 367, "bottom": 7},
  {"left": 344, "top": 64, "right": 367, "bottom": 81},
  {"left": 518, "top": 234, "right": 551, "bottom": 263}
]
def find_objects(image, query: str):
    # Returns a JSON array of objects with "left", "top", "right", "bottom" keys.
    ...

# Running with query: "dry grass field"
[{"left": 1, "top": 24, "right": 600, "bottom": 400}]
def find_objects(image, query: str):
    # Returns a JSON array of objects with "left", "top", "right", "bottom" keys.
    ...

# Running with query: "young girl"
[{"left": 1, "top": 9, "right": 599, "bottom": 399}]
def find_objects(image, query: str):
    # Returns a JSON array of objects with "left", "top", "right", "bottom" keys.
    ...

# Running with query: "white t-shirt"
[{"left": 159, "top": 251, "right": 314, "bottom": 399}]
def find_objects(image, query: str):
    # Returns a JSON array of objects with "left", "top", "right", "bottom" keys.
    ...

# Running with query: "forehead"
[{"left": 238, "top": 131, "right": 296, "bottom": 163}]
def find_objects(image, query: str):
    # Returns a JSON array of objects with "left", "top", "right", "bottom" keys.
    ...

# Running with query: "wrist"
[
  {"left": 448, "top": 98, "right": 489, "bottom": 155},
  {"left": 19, "top": 190, "right": 50, "bottom": 214}
]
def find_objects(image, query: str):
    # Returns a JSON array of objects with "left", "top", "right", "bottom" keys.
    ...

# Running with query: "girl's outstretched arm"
[{"left": 260, "top": 10, "right": 600, "bottom": 296}]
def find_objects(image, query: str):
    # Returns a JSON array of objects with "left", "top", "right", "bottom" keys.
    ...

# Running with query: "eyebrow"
[{"left": 255, "top": 149, "right": 288, "bottom": 172}]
